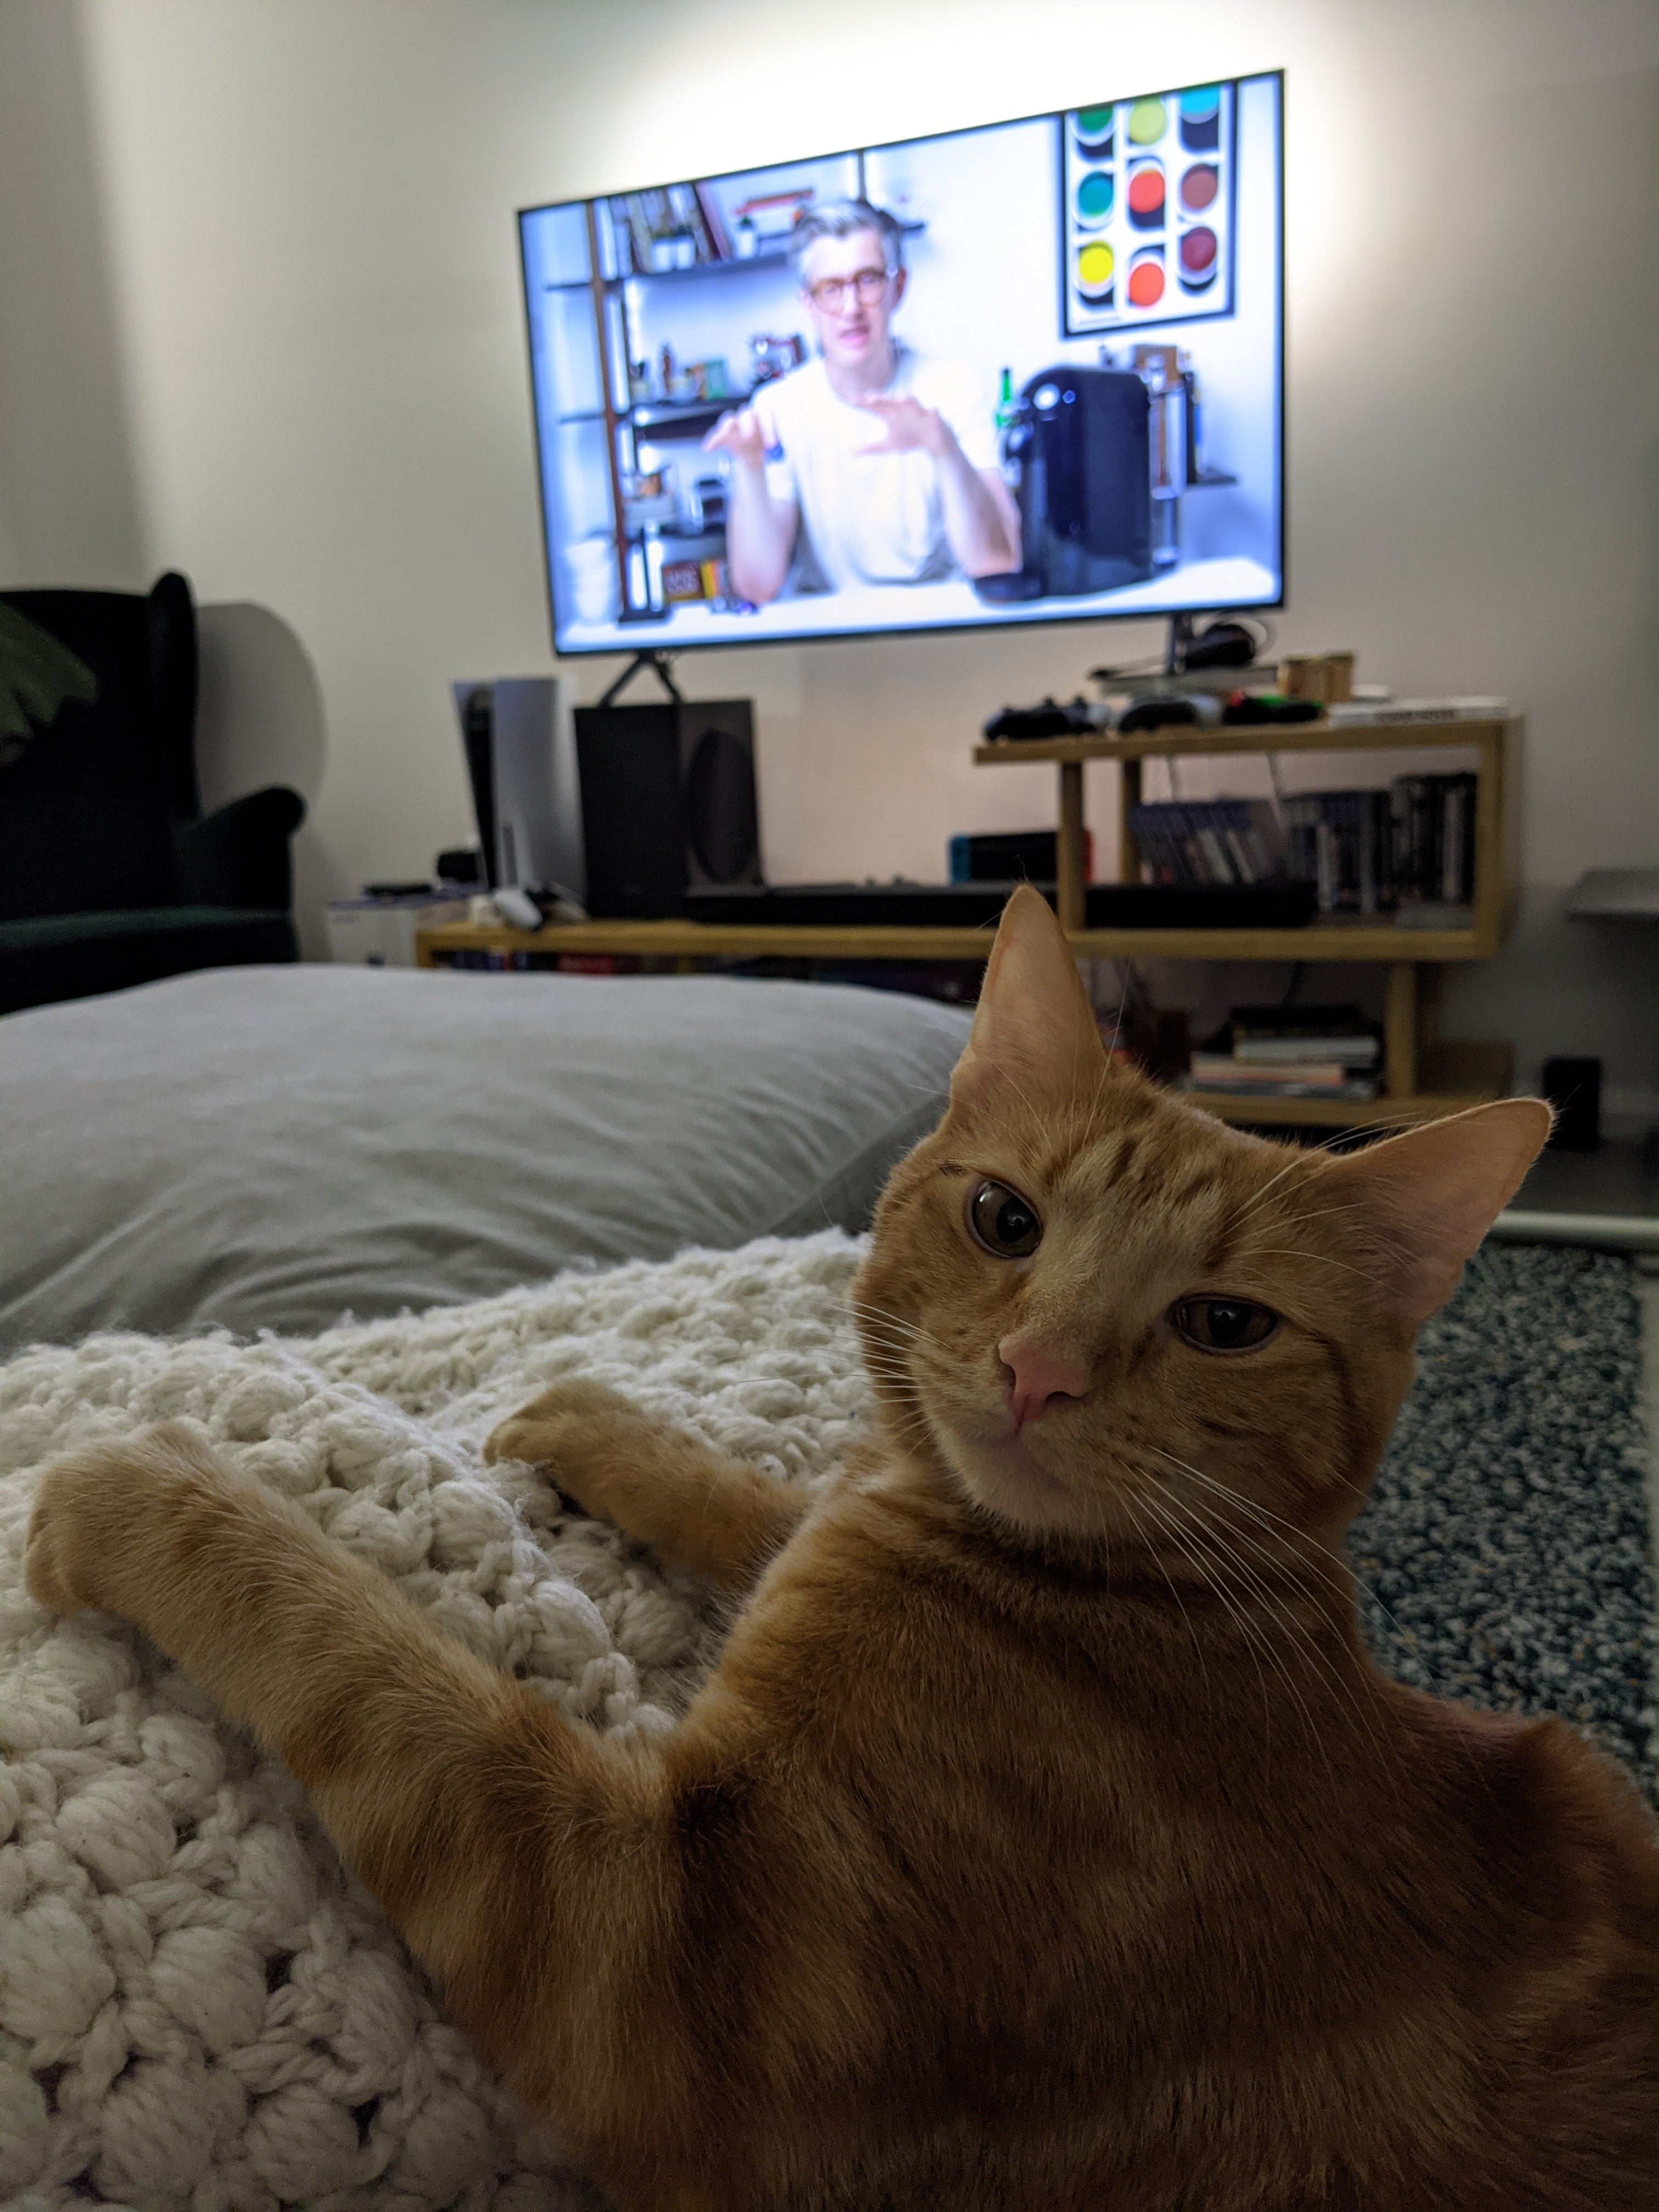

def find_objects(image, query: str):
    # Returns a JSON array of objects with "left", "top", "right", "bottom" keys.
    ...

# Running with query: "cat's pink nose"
[{"left": 998, "top": 1338, "right": 1088, "bottom": 1430}]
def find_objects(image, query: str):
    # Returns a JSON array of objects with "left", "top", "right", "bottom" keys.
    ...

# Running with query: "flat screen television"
[{"left": 519, "top": 71, "right": 1282, "bottom": 658}]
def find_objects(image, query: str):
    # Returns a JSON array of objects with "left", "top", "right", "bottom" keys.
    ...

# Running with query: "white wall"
[
  {"left": 7, "top": 0, "right": 1657, "bottom": 1108},
  {"left": 0, "top": 1, "right": 145, "bottom": 589}
]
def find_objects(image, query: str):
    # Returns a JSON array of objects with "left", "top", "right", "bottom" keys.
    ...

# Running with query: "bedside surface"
[{"left": 1565, "top": 869, "right": 1659, "bottom": 920}]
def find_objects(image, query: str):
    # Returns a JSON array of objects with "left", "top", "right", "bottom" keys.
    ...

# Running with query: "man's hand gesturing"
[
  {"left": 855, "top": 394, "right": 952, "bottom": 458},
  {"left": 703, "top": 407, "right": 770, "bottom": 471}
]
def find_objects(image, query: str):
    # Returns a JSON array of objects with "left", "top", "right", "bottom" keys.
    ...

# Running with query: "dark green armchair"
[{"left": 0, "top": 572, "right": 305, "bottom": 1015}]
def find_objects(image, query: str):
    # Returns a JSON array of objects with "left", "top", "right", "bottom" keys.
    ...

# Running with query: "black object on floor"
[
  {"left": 1351, "top": 1244, "right": 1655, "bottom": 1801},
  {"left": 1542, "top": 1054, "right": 1602, "bottom": 1151}
]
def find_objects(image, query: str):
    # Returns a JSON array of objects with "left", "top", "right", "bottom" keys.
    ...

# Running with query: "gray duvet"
[{"left": 0, "top": 964, "right": 972, "bottom": 1346}]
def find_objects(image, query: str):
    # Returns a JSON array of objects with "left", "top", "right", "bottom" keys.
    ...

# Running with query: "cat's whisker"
[
  {"left": 856, "top": 1319, "right": 923, "bottom": 1349},
  {"left": 1155, "top": 1480, "right": 1396, "bottom": 1770},
  {"left": 990, "top": 1068, "right": 1057, "bottom": 1177},
  {"left": 1240, "top": 1201, "right": 1368, "bottom": 1247},
  {"left": 862, "top": 1371, "right": 929, "bottom": 1407},
  {"left": 1154, "top": 1445, "right": 1391, "bottom": 1600},
  {"left": 847, "top": 1300, "right": 922, "bottom": 1341},
  {"left": 856, "top": 1328, "right": 921, "bottom": 1360},
  {"left": 1128, "top": 1476, "right": 1278, "bottom": 1755},
  {"left": 855, "top": 1326, "right": 928, "bottom": 1363},
  {"left": 1227, "top": 1148, "right": 1320, "bottom": 1228},
  {"left": 1147, "top": 1446, "right": 1421, "bottom": 1701},
  {"left": 1135, "top": 1465, "right": 1342, "bottom": 1784},
  {"left": 1149, "top": 1443, "right": 1378, "bottom": 1599},
  {"left": 1238, "top": 1248, "right": 1385, "bottom": 1285},
  {"left": 1116, "top": 1487, "right": 1212, "bottom": 1702},
  {"left": 862, "top": 1345, "right": 916, "bottom": 1380}
]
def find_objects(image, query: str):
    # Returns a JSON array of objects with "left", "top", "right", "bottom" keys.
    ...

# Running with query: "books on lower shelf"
[
  {"left": 1179, "top": 1071, "right": 1383, "bottom": 1101},
  {"left": 1183, "top": 1003, "right": 1384, "bottom": 1102}
]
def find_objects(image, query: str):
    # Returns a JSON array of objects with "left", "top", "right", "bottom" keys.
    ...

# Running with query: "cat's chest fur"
[{"left": 705, "top": 1465, "right": 1464, "bottom": 1996}]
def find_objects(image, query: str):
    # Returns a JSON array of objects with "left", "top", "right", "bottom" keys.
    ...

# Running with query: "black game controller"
[
  {"left": 1219, "top": 692, "right": 1323, "bottom": 726},
  {"left": 982, "top": 696, "right": 1099, "bottom": 742},
  {"left": 1116, "top": 698, "right": 1201, "bottom": 735}
]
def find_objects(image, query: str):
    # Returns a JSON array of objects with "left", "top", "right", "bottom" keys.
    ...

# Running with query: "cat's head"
[{"left": 856, "top": 887, "right": 1548, "bottom": 1558}]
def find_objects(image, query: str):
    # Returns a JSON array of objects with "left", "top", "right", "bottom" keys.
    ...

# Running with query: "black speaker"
[{"left": 573, "top": 698, "right": 761, "bottom": 918}]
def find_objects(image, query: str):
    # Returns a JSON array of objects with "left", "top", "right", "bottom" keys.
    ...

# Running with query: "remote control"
[{"left": 494, "top": 887, "right": 544, "bottom": 931}]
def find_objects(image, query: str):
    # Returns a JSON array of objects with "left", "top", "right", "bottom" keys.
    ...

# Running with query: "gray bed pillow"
[{"left": 0, "top": 964, "right": 973, "bottom": 1347}]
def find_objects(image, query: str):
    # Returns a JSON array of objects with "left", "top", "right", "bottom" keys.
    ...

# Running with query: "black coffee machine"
[{"left": 975, "top": 365, "right": 1153, "bottom": 601}]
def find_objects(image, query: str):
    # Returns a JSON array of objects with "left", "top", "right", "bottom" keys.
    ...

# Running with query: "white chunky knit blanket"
[{"left": 0, "top": 1231, "right": 868, "bottom": 2212}]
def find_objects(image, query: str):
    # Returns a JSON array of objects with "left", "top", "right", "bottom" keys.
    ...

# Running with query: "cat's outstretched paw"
[
  {"left": 482, "top": 1378, "right": 651, "bottom": 1523},
  {"left": 25, "top": 1422, "right": 230, "bottom": 1620},
  {"left": 24, "top": 1458, "right": 98, "bottom": 1617},
  {"left": 486, "top": 1380, "right": 803, "bottom": 1587}
]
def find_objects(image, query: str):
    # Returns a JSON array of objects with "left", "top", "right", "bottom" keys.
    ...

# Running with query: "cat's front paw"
[
  {"left": 25, "top": 1422, "right": 230, "bottom": 1620},
  {"left": 483, "top": 1378, "right": 648, "bottom": 1521}
]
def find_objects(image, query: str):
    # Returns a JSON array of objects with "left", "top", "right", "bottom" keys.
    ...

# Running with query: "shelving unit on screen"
[{"left": 1061, "top": 81, "right": 1237, "bottom": 336}]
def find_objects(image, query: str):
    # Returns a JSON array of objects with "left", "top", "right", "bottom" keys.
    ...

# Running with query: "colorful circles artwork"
[
  {"left": 1127, "top": 161, "right": 1165, "bottom": 229},
  {"left": 1076, "top": 240, "right": 1115, "bottom": 300},
  {"left": 1075, "top": 171, "right": 1115, "bottom": 225},
  {"left": 1127, "top": 249, "right": 1165, "bottom": 307},
  {"left": 1074, "top": 106, "right": 1115, "bottom": 157},
  {"left": 1180, "top": 86, "right": 1221, "bottom": 151},
  {"left": 1178, "top": 225, "right": 1217, "bottom": 288},
  {"left": 1063, "top": 80, "right": 1234, "bottom": 328}
]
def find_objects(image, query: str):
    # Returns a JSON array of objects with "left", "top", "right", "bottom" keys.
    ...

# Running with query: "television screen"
[{"left": 520, "top": 71, "right": 1282, "bottom": 657}]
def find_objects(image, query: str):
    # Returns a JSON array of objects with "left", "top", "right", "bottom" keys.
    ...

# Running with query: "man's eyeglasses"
[{"left": 806, "top": 266, "right": 894, "bottom": 311}]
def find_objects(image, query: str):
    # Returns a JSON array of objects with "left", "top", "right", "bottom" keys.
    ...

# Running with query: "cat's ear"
[
  {"left": 950, "top": 884, "right": 1105, "bottom": 1111},
  {"left": 1323, "top": 1098, "right": 1552, "bottom": 1325}
]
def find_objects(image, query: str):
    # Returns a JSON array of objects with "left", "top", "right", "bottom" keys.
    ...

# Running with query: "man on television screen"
[{"left": 704, "top": 201, "right": 1020, "bottom": 601}]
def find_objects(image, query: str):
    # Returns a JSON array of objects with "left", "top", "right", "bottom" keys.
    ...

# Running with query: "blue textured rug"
[{"left": 1353, "top": 1244, "right": 1656, "bottom": 1801}]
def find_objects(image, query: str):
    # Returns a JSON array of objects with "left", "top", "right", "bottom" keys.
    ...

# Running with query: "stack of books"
[
  {"left": 1182, "top": 1005, "right": 1383, "bottom": 1102},
  {"left": 1282, "top": 772, "right": 1478, "bottom": 917},
  {"left": 1127, "top": 799, "right": 1285, "bottom": 886},
  {"left": 1131, "top": 774, "right": 1479, "bottom": 918}
]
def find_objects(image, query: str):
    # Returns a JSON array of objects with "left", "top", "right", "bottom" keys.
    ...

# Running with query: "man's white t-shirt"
[{"left": 757, "top": 345, "right": 999, "bottom": 592}]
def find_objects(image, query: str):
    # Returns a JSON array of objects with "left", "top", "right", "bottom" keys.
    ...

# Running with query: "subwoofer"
[{"left": 573, "top": 699, "right": 761, "bottom": 918}]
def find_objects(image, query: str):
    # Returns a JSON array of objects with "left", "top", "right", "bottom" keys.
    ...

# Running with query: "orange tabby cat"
[{"left": 26, "top": 886, "right": 1658, "bottom": 2211}]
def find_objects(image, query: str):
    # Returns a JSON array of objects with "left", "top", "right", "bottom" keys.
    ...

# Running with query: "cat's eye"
[
  {"left": 967, "top": 1178, "right": 1043, "bottom": 1259},
  {"left": 1170, "top": 1297, "right": 1278, "bottom": 1353}
]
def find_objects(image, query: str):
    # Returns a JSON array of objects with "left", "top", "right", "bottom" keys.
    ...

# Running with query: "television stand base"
[{"left": 597, "top": 650, "right": 682, "bottom": 709}]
